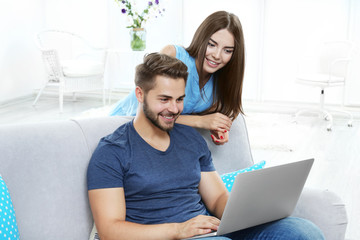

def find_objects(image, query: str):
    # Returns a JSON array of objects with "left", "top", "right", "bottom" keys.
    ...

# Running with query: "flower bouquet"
[{"left": 115, "top": 0, "right": 165, "bottom": 50}]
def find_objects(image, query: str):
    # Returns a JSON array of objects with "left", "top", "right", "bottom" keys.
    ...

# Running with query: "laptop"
[{"left": 184, "top": 158, "right": 314, "bottom": 239}]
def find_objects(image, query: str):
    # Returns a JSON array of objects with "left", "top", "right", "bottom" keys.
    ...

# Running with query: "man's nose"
[{"left": 168, "top": 100, "right": 179, "bottom": 113}]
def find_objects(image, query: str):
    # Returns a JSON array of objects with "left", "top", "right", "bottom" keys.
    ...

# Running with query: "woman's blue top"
[{"left": 109, "top": 45, "right": 214, "bottom": 116}]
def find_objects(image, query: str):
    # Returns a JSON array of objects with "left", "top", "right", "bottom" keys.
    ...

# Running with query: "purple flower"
[
  {"left": 155, "top": 0, "right": 159, "bottom": 4},
  {"left": 148, "top": 1, "right": 153, "bottom": 6},
  {"left": 121, "top": 8, "right": 126, "bottom": 14},
  {"left": 122, "top": 0, "right": 125, "bottom": 3}
]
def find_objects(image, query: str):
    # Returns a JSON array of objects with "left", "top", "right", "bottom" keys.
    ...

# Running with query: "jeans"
[{"left": 200, "top": 217, "right": 325, "bottom": 240}]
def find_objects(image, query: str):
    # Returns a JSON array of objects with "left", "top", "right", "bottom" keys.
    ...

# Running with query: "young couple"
[
  {"left": 87, "top": 11, "right": 325, "bottom": 240},
  {"left": 110, "top": 11, "right": 244, "bottom": 146}
]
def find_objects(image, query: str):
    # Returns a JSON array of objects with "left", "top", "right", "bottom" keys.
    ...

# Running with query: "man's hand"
[{"left": 175, "top": 215, "right": 220, "bottom": 239}]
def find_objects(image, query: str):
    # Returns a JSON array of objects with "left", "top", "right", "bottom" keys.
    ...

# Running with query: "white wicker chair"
[{"left": 34, "top": 29, "right": 107, "bottom": 112}]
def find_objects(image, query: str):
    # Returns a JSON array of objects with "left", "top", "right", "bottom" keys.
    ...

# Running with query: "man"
[{"left": 87, "top": 53, "right": 324, "bottom": 240}]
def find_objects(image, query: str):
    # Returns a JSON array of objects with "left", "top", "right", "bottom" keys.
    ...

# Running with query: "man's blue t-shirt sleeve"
[
  {"left": 200, "top": 150, "right": 216, "bottom": 172},
  {"left": 87, "top": 143, "right": 125, "bottom": 190},
  {"left": 197, "top": 137, "right": 215, "bottom": 172}
]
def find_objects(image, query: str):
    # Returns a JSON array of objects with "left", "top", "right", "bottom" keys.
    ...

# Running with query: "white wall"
[
  {"left": 43, "top": 0, "right": 108, "bottom": 47},
  {"left": 0, "top": 0, "right": 46, "bottom": 102}
]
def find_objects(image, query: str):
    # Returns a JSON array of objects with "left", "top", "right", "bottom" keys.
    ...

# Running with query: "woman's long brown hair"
[{"left": 186, "top": 11, "right": 245, "bottom": 120}]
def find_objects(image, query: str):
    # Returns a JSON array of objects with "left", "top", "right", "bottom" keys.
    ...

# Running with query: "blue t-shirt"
[
  {"left": 109, "top": 46, "right": 214, "bottom": 116},
  {"left": 87, "top": 121, "right": 215, "bottom": 224}
]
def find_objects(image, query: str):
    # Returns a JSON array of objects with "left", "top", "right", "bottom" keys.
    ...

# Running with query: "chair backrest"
[
  {"left": 41, "top": 49, "right": 62, "bottom": 81},
  {"left": 318, "top": 41, "right": 354, "bottom": 77},
  {"left": 35, "top": 30, "right": 106, "bottom": 82},
  {"left": 36, "top": 30, "right": 93, "bottom": 62}
]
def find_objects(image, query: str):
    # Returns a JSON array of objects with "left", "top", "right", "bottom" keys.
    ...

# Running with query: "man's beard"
[{"left": 143, "top": 98, "right": 180, "bottom": 132}]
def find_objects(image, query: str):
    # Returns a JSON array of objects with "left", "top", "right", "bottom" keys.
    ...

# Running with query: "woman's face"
[{"left": 201, "top": 28, "right": 235, "bottom": 76}]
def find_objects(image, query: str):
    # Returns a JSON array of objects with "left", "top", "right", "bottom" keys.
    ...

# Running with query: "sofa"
[{"left": 0, "top": 114, "right": 348, "bottom": 240}]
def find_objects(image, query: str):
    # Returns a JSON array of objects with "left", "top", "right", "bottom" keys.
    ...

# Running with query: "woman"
[{"left": 110, "top": 11, "right": 245, "bottom": 145}]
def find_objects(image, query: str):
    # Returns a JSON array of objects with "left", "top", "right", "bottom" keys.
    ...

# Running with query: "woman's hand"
[
  {"left": 210, "top": 130, "right": 229, "bottom": 145},
  {"left": 198, "top": 113, "right": 232, "bottom": 132}
]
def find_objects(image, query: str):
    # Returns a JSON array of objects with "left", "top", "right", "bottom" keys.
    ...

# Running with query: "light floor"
[
  {"left": 244, "top": 111, "right": 359, "bottom": 240},
  {"left": 0, "top": 96, "right": 359, "bottom": 240}
]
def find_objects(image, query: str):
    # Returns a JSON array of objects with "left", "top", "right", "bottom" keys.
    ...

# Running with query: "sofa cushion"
[
  {"left": 62, "top": 59, "right": 104, "bottom": 77},
  {"left": 221, "top": 160, "right": 266, "bottom": 192},
  {"left": 0, "top": 121, "right": 94, "bottom": 240},
  {"left": 0, "top": 175, "right": 20, "bottom": 240},
  {"left": 72, "top": 116, "right": 134, "bottom": 154}
]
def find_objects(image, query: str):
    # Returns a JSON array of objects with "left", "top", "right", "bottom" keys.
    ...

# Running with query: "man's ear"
[{"left": 135, "top": 86, "right": 145, "bottom": 103}]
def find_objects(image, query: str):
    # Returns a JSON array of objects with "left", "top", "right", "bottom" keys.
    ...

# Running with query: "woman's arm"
[
  {"left": 177, "top": 113, "right": 232, "bottom": 145},
  {"left": 177, "top": 113, "right": 232, "bottom": 132}
]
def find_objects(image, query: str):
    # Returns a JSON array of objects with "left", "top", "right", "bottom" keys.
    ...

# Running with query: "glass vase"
[{"left": 130, "top": 28, "right": 146, "bottom": 51}]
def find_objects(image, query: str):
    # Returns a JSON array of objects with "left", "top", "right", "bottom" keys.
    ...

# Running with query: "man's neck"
[{"left": 133, "top": 114, "right": 171, "bottom": 152}]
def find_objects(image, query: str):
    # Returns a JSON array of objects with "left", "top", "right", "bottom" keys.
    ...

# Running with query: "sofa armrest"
[{"left": 292, "top": 188, "right": 348, "bottom": 240}]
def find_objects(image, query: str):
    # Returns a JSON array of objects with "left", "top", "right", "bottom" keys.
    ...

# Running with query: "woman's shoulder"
[
  {"left": 160, "top": 45, "right": 176, "bottom": 57},
  {"left": 174, "top": 45, "right": 189, "bottom": 59},
  {"left": 161, "top": 45, "right": 191, "bottom": 60}
]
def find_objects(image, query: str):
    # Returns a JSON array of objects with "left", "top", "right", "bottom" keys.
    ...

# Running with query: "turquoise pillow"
[
  {"left": 0, "top": 175, "right": 20, "bottom": 240},
  {"left": 221, "top": 161, "right": 266, "bottom": 192}
]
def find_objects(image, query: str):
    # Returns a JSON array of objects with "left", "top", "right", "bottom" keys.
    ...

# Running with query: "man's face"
[{"left": 142, "top": 75, "right": 186, "bottom": 132}]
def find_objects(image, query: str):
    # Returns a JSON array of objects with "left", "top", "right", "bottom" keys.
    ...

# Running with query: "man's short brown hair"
[{"left": 135, "top": 53, "right": 188, "bottom": 93}]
